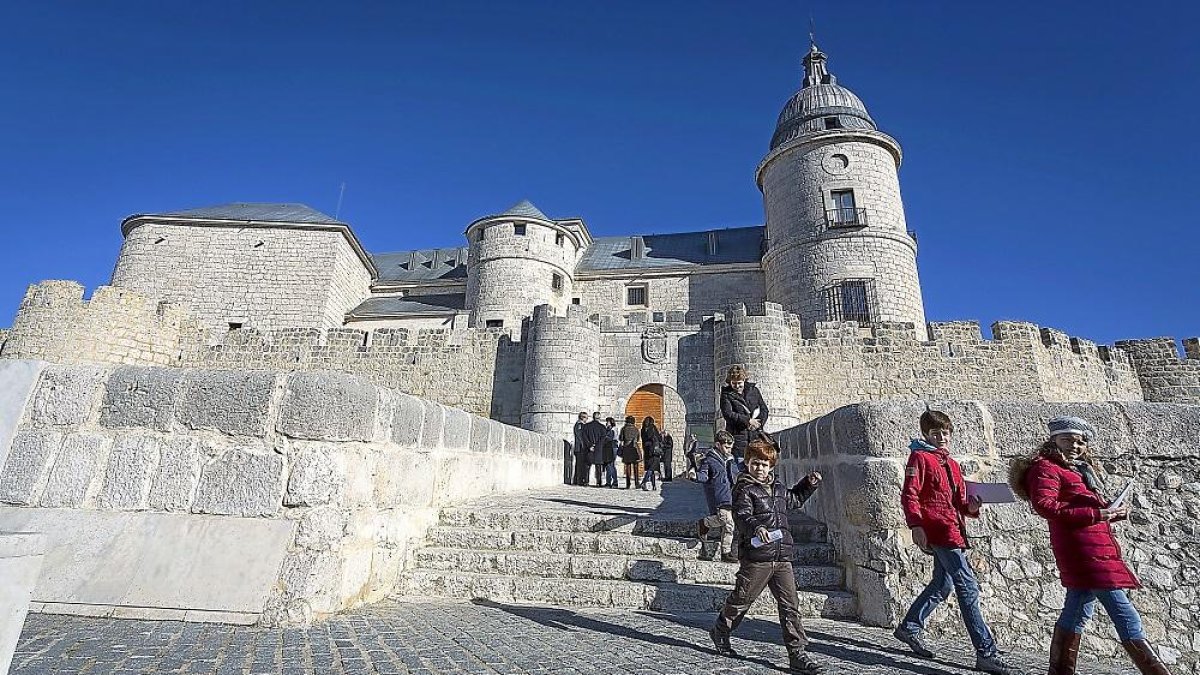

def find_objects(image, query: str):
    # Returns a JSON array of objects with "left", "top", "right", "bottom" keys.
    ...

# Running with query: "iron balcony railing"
[{"left": 824, "top": 207, "right": 868, "bottom": 230}]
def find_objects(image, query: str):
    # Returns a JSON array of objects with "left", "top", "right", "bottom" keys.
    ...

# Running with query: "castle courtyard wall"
[
  {"left": 575, "top": 269, "right": 765, "bottom": 323},
  {"left": 0, "top": 362, "right": 563, "bottom": 626},
  {"left": 774, "top": 400, "right": 1200, "bottom": 669}
]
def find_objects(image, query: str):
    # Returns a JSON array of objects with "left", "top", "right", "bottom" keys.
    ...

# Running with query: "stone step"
[
  {"left": 424, "top": 526, "right": 840, "bottom": 564},
  {"left": 435, "top": 509, "right": 831, "bottom": 543},
  {"left": 400, "top": 569, "right": 858, "bottom": 619},
  {"left": 414, "top": 548, "right": 845, "bottom": 589}
]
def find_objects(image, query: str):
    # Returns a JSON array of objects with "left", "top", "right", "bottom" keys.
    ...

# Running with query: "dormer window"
[
  {"left": 514, "top": 223, "right": 527, "bottom": 236},
  {"left": 824, "top": 116, "right": 843, "bottom": 130}
]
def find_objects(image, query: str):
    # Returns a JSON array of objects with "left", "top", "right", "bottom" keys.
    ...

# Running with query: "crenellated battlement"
[{"left": 1114, "top": 336, "right": 1200, "bottom": 403}]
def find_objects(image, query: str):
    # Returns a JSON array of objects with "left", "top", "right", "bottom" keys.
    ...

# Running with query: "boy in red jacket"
[{"left": 893, "top": 410, "right": 1014, "bottom": 675}]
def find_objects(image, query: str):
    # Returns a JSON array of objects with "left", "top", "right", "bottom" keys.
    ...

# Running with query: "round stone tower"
[
  {"left": 465, "top": 200, "right": 585, "bottom": 330},
  {"left": 521, "top": 303, "right": 601, "bottom": 439},
  {"left": 758, "top": 43, "right": 925, "bottom": 335},
  {"left": 713, "top": 303, "right": 801, "bottom": 433}
]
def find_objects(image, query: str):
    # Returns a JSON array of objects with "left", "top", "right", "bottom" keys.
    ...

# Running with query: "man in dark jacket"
[
  {"left": 720, "top": 364, "right": 768, "bottom": 461},
  {"left": 661, "top": 432, "right": 675, "bottom": 482},
  {"left": 584, "top": 412, "right": 609, "bottom": 487},
  {"left": 695, "top": 430, "right": 739, "bottom": 562},
  {"left": 571, "top": 411, "right": 591, "bottom": 486},
  {"left": 710, "top": 439, "right": 823, "bottom": 674}
]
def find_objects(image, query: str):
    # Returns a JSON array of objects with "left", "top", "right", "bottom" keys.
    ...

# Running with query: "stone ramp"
[{"left": 399, "top": 481, "right": 858, "bottom": 619}]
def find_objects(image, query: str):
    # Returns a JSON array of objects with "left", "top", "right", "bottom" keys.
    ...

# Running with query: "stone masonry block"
[
  {"left": 148, "top": 436, "right": 205, "bottom": 512},
  {"left": 390, "top": 393, "right": 425, "bottom": 447},
  {"left": 284, "top": 443, "right": 343, "bottom": 507},
  {"left": 191, "top": 447, "right": 285, "bottom": 517},
  {"left": 97, "top": 434, "right": 161, "bottom": 510},
  {"left": 178, "top": 370, "right": 277, "bottom": 437},
  {"left": 442, "top": 408, "right": 471, "bottom": 451},
  {"left": 0, "top": 430, "right": 64, "bottom": 505},
  {"left": 26, "top": 365, "right": 106, "bottom": 428},
  {"left": 100, "top": 366, "right": 182, "bottom": 432},
  {"left": 277, "top": 372, "right": 379, "bottom": 442},
  {"left": 40, "top": 433, "right": 113, "bottom": 508},
  {"left": 420, "top": 400, "right": 444, "bottom": 447},
  {"left": 469, "top": 415, "right": 490, "bottom": 453}
]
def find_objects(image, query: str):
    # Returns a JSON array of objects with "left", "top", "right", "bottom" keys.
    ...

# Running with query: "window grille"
[
  {"left": 822, "top": 279, "right": 875, "bottom": 324},
  {"left": 626, "top": 285, "right": 648, "bottom": 307}
]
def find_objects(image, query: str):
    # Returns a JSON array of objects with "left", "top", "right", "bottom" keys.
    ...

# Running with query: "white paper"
[
  {"left": 965, "top": 481, "right": 1016, "bottom": 504},
  {"left": 751, "top": 407, "right": 761, "bottom": 420},
  {"left": 1109, "top": 481, "right": 1135, "bottom": 509},
  {"left": 750, "top": 529, "right": 783, "bottom": 548}
]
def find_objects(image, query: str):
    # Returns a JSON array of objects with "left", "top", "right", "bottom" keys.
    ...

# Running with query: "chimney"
[
  {"left": 631, "top": 236, "right": 645, "bottom": 260},
  {"left": 707, "top": 231, "right": 718, "bottom": 256}
]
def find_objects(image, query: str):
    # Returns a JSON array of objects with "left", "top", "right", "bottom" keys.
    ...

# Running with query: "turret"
[
  {"left": 520, "top": 304, "right": 601, "bottom": 439},
  {"left": 464, "top": 200, "right": 590, "bottom": 330},
  {"left": 758, "top": 44, "right": 925, "bottom": 335},
  {"left": 713, "top": 303, "right": 801, "bottom": 432}
]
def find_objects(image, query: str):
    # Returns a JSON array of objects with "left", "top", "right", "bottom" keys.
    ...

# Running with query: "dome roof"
[{"left": 769, "top": 45, "right": 878, "bottom": 151}]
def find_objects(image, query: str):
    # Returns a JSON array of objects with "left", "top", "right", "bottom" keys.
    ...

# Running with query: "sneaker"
[
  {"left": 787, "top": 649, "right": 822, "bottom": 674},
  {"left": 892, "top": 626, "right": 934, "bottom": 658},
  {"left": 709, "top": 628, "right": 738, "bottom": 657},
  {"left": 974, "top": 652, "right": 1016, "bottom": 675}
]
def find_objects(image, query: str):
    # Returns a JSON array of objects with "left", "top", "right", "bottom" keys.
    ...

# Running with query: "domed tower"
[
  {"left": 464, "top": 200, "right": 589, "bottom": 330},
  {"left": 758, "top": 43, "right": 925, "bottom": 335}
]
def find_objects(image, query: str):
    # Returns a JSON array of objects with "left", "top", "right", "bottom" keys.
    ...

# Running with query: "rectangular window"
[
  {"left": 551, "top": 272, "right": 563, "bottom": 292},
  {"left": 626, "top": 285, "right": 648, "bottom": 307},
  {"left": 830, "top": 189, "right": 858, "bottom": 226},
  {"left": 823, "top": 279, "right": 874, "bottom": 324},
  {"left": 227, "top": 322, "right": 243, "bottom": 331},
  {"left": 652, "top": 311, "right": 665, "bottom": 323},
  {"left": 824, "top": 116, "right": 843, "bottom": 130},
  {"left": 555, "top": 232, "right": 565, "bottom": 246},
  {"left": 485, "top": 319, "right": 504, "bottom": 329},
  {"left": 571, "top": 297, "right": 581, "bottom": 305},
  {"left": 514, "top": 223, "right": 526, "bottom": 236}
]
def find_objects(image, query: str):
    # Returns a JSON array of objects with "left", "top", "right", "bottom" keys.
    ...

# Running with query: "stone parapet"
[
  {"left": 0, "top": 362, "right": 563, "bottom": 626},
  {"left": 713, "top": 303, "right": 801, "bottom": 431},
  {"left": 1115, "top": 337, "right": 1200, "bottom": 404},
  {"left": 774, "top": 400, "right": 1200, "bottom": 669}
]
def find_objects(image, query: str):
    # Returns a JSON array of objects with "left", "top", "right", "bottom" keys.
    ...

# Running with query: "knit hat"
[{"left": 1047, "top": 415, "right": 1095, "bottom": 441}]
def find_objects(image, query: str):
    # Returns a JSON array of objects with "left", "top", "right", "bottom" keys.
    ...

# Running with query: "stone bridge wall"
[
  {"left": 0, "top": 361, "right": 563, "bottom": 626},
  {"left": 774, "top": 400, "right": 1200, "bottom": 671}
]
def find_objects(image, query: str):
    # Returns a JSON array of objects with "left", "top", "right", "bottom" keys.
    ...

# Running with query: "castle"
[{"left": 3, "top": 44, "right": 1199, "bottom": 444}]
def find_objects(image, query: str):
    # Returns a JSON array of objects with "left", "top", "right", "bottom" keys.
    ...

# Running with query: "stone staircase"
[{"left": 399, "top": 483, "right": 857, "bottom": 619}]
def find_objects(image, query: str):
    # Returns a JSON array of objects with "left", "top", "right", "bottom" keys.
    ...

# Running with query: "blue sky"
[{"left": 2, "top": 1, "right": 1197, "bottom": 345}]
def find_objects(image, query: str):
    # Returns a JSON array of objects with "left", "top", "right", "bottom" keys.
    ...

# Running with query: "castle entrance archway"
[
  {"left": 622, "top": 383, "right": 688, "bottom": 474},
  {"left": 625, "top": 384, "right": 664, "bottom": 428}
]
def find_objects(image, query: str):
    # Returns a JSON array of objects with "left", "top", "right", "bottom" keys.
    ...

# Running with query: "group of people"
[
  {"left": 688, "top": 366, "right": 1172, "bottom": 675},
  {"left": 571, "top": 411, "right": 688, "bottom": 490}
]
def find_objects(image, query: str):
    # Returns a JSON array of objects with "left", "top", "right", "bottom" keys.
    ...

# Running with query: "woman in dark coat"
[
  {"left": 1011, "top": 416, "right": 1170, "bottom": 675},
  {"left": 618, "top": 416, "right": 642, "bottom": 489},
  {"left": 719, "top": 364, "right": 768, "bottom": 461},
  {"left": 639, "top": 416, "right": 663, "bottom": 491}
]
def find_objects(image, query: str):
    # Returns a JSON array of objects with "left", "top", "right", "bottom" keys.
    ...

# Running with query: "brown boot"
[
  {"left": 1122, "top": 639, "right": 1171, "bottom": 675},
  {"left": 1048, "top": 626, "right": 1081, "bottom": 675}
]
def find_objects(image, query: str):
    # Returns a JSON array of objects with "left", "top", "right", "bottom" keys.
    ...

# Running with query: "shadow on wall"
[{"left": 490, "top": 334, "right": 525, "bottom": 424}]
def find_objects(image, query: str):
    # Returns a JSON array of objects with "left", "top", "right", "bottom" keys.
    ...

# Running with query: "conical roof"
[{"left": 499, "top": 199, "right": 550, "bottom": 220}]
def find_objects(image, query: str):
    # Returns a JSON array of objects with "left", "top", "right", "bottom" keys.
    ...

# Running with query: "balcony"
[{"left": 821, "top": 207, "right": 868, "bottom": 232}]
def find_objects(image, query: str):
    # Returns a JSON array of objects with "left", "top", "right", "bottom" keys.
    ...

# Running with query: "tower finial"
[
  {"left": 809, "top": 15, "right": 816, "bottom": 50},
  {"left": 802, "top": 39, "right": 834, "bottom": 88}
]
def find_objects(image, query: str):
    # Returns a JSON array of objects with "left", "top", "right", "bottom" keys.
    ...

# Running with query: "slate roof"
[
  {"left": 500, "top": 199, "right": 550, "bottom": 220},
  {"left": 347, "top": 294, "right": 465, "bottom": 318},
  {"left": 159, "top": 203, "right": 343, "bottom": 224},
  {"left": 577, "top": 226, "right": 765, "bottom": 272},
  {"left": 372, "top": 248, "right": 469, "bottom": 284}
]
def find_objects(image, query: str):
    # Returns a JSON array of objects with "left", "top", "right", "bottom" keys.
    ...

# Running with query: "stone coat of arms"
[{"left": 641, "top": 326, "right": 668, "bottom": 364}]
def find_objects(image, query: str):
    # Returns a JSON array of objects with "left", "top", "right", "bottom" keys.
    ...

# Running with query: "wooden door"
[{"left": 625, "top": 384, "right": 664, "bottom": 427}]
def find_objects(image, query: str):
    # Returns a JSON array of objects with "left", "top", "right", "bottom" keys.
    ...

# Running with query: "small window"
[
  {"left": 824, "top": 116, "right": 843, "bottom": 130},
  {"left": 228, "top": 322, "right": 243, "bottom": 331},
  {"left": 514, "top": 223, "right": 526, "bottom": 236},
  {"left": 652, "top": 312, "right": 665, "bottom": 323},
  {"left": 485, "top": 319, "right": 504, "bottom": 329},
  {"left": 555, "top": 232, "right": 565, "bottom": 246},
  {"left": 626, "top": 285, "right": 648, "bottom": 307},
  {"left": 475, "top": 229, "right": 485, "bottom": 242},
  {"left": 551, "top": 273, "right": 564, "bottom": 292},
  {"left": 830, "top": 189, "right": 859, "bottom": 226},
  {"left": 571, "top": 297, "right": 581, "bottom": 305}
]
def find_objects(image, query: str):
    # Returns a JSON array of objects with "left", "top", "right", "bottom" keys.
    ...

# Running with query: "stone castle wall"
[
  {"left": 575, "top": 270, "right": 766, "bottom": 324},
  {"left": 774, "top": 400, "right": 1200, "bottom": 669},
  {"left": 0, "top": 362, "right": 563, "bottom": 626},
  {"left": 713, "top": 303, "right": 801, "bottom": 431},
  {"left": 466, "top": 219, "right": 580, "bottom": 329},
  {"left": 111, "top": 222, "right": 371, "bottom": 333},
  {"left": 1115, "top": 337, "right": 1200, "bottom": 405},
  {"left": 521, "top": 305, "right": 600, "bottom": 439}
]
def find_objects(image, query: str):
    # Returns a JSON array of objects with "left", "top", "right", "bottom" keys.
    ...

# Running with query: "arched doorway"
[
  {"left": 624, "top": 383, "right": 688, "bottom": 475},
  {"left": 625, "top": 384, "right": 665, "bottom": 428}
]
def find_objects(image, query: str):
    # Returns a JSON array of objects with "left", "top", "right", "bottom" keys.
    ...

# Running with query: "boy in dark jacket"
[
  {"left": 894, "top": 410, "right": 1014, "bottom": 675},
  {"left": 709, "top": 439, "right": 823, "bottom": 674},
  {"left": 695, "top": 430, "right": 739, "bottom": 562}
]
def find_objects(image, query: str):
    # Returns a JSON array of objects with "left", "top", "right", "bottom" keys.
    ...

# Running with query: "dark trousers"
[
  {"left": 662, "top": 448, "right": 674, "bottom": 480},
  {"left": 713, "top": 561, "right": 808, "bottom": 651},
  {"left": 572, "top": 455, "right": 592, "bottom": 486},
  {"left": 732, "top": 432, "right": 748, "bottom": 461}
]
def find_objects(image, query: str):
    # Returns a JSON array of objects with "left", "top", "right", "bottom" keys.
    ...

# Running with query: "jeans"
[
  {"left": 1057, "top": 588, "right": 1145, "bottom": 641},
  {"left": 605, "top": 461, "right": 619, "bottom": 486},
  {"left": 714, "top": 561, "right": 808, "bottom": 651},
  {"left": 900, "top": 546, "right": 997, "bottom": 657}
]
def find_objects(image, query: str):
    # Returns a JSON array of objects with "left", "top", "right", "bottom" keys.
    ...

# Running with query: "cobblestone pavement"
[{"left": 13, "top": 599, "right": 1137, "bottom": 674}]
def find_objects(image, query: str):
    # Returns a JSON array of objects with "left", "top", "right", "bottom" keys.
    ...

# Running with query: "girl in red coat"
[{"left": 1011, "top": 416, "right": 1170, "bottom": 675}]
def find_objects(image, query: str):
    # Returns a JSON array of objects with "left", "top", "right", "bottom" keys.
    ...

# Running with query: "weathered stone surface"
[
  {"left": 25, "top": 364, "right": 105, "bottom": 428},
  {"left": 420, "top": 400, "right": 444, "bottom": 447},
  {"left": 39, "top": 433, "right": 112, "bottom": 508},
  {"left": 390, "top": 393, "right": 424, "bottom": 447},
  {"left": 0, "top": 431, "right": 63, "bottom": 505},
  {"left": 191, "top": 447, "right": 284, "bottom": 517},
  {"left": 284, "top": 444, "right": 342, "bottom": 507},
  {"left": 147, "top": 437, "right": 204, "bottom": 512},
  {"left": 97, "top": 434, "right": 160, "bottom": 510},
  {"left": 441, "top": 407, "right": 471, "bottom": 451},
  {"left": 277, "top": 372, "right": 379, "bottom": 442},
  {"left": 177, "top": 370, "right": 276, "bottom": 437},
  {"left": 99, "top": 367, "right": 181, "bottom": 432}
]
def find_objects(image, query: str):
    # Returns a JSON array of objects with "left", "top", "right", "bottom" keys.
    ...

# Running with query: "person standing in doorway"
[
  {"left": 640, "top": 416, "right": 664, "bottom": 491},
  {"left": 720, "top": 365, "right": 768, "bottom": 462},
  {"left": 619, "top": 416, "right": 642, "bottom": 489}
]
